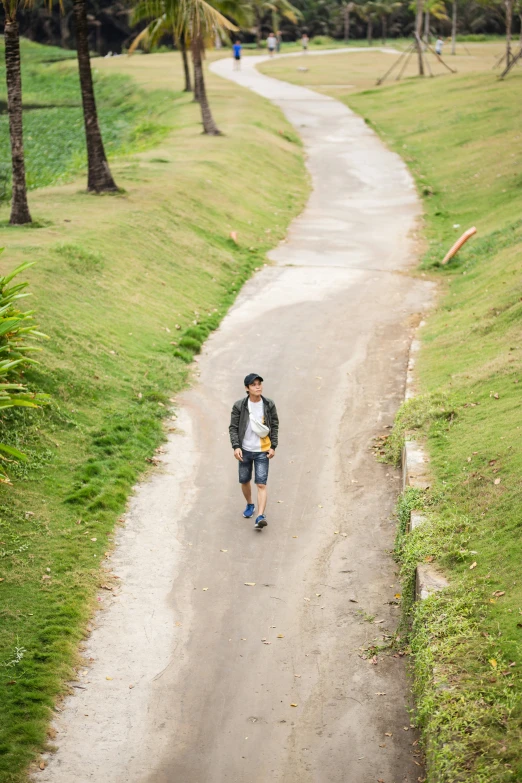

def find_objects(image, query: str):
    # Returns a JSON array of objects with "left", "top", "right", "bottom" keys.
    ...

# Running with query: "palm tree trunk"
[
  {"left": 424, "top": 9, "right": 430, "bottom": 45},
  {"left": 381, "top": 14, "right": 386, "bottom": 43},
  {"left": 451, "top": 0, "right": 457, "bottom": 54},
  {"left": 344, "top": 4, "right": 350, "bottom": 42},
  {"left": 505, "top": 0, "right": 513, "bottom": 64},
  {"left": 415, "top": 0, "right": 425, "bottom": 74},
  {"left": 255, "top": 9, "right": 262, "bottom": 47},
  {"left": 4, "top": 16, "right": 32, "bottom": 225},
  {"left": 179, "top": 37, "right": 192, "bottom": 92},
  {"left": 73, "top": 0, "right": 118, "bottom": 193},
  {"left": 191, "top": 34, "right": 221, "bottom": 136},
  {"left": 519, "top": 13, "right": 522, "bottom": 44},
  {"left": 367, "top": 17, "right": 373, "bottom": 45}
]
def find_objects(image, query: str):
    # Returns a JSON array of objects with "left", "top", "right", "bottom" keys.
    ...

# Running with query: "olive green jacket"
[{"left": 229, "top": 395, "right": 279, "bottom": 451}]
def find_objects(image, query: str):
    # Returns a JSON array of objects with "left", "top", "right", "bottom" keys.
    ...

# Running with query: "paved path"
[{"left": 40, "top": 54, "right": 432, "bottom": 783}]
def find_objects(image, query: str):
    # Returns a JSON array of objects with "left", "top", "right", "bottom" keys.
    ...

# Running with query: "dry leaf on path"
[
  {"left": 220, "top": 549, "right": 228, "bottom": 552},
  {"left": 277, "top": 634, "right": 284, "bottom": 638},
  {"left": 202, "top": 588, "right": 208, "bottom": 591},
  {"left": 290, "top": 703, "right": 298, "bottom": 707},
  {"left": 244, "top": 582, "right": 256, "bottom": 587},
  {"left": 384, "top": 732, "right": 392, "bottom": 737}
]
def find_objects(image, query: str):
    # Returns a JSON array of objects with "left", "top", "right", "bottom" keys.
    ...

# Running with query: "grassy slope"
[
  {"left": 258, "top": 41, "right": 506, "bottom": 94},
  {"left": 0, "top": 48, "right": 307, "bottom": 782},
  {"left": 261, "top": 51, "right": 522, "bottom": 782}
]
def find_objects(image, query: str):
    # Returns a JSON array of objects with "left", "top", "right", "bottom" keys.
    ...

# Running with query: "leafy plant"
[{"left": 0, "top": 250, "right": 49, "bottom": 481}]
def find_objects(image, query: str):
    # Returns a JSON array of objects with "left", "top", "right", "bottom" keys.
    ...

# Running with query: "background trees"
[{"left": 5, "top": 0, "right": 522, "bottom": 48}]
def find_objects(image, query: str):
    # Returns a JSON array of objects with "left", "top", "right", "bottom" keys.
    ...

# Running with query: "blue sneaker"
[
  {"left": 243, "top": 503, "right": 255, "bottom": 518},
  {"left": 255, "top": 514, "right": 267, "bottom": 529}
]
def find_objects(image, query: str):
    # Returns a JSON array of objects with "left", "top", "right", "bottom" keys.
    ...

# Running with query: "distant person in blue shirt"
[{"left": 233, "top": 40, "right": 242, "bottom": 70}]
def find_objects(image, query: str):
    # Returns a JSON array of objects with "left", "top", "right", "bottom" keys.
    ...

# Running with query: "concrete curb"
[
  {"left": 415, "top": 563, "right": 449, "bottom": 600},
  {"left": 402, "top": 438, "right": 431, "bottom": 491},
  {"left": 402, "top": 327, "right": 448, "bottom": 601}
]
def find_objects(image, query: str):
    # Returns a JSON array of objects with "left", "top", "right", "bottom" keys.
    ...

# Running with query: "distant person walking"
[
  {"left": 435, "top": 36, "right": 444, "bottom": 56},
  {"left": 276, "top": 30, "right": 283, "bottom": 53},
  {"left": 229, "top": 374, "right": 279, "bottom": 530},
  {"left": 267, "top": 32, "right": 277, "bottom": 57},
  {"left": 232, "top": 39, "right": 242, "bottom": 70},
  {"left": 301, "top": 33, "right": 309, "bottom": 52}
]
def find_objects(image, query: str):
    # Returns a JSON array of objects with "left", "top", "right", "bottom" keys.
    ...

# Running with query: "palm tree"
[
  {"left": 2, "top": 0, "right": 32, "bottom": 224},
  {"left": 248, "top": 0, "right": 299, "bottom": 46},
  {"left": 423, "top": 0, "right": 448, "bottom": 45},
  {"left": 504, "top": 0, "right": 514, "bottom": 64},
  {"left": 450, "top": 0, "right": 457, "bottom": 53},
  {"left": 130, "top": 10, "right": 193, "bottom": 93},
  {"left": 358, "top": 1, "right": 379, "bottom": 44},
  {"left": 372, "top": 0, "right": 400, "bottom": 43},
  {"left": 179, "top": 35, "right": 192, "bottom": 91},
  {"left": 343, "top": 1, "right": 356, "bottom": 42},
  {"left": 73, "top": 0, "right": 119, "bottom": 192},
  {"left": 131, "top": 0, "right": 237, "bottom": 135}
]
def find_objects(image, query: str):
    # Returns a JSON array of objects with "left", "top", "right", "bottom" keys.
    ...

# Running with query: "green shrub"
[
  {"left": 178, "top": 336, "right": 202, "bottom": 353},
  {"left": 0, "top": 251, "right": 49, "bottom": 482},
  {"left": 311, "top": 36, "right": 335, "bottom": 46}
]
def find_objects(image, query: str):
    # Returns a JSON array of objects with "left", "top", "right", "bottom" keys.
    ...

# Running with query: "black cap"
[{"left": 244, "top": 373, "right": 263, "bottom": 387}]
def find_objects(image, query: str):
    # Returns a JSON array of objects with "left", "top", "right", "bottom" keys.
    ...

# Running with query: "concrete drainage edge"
[
  {"left": 402, "top": 322, "right": 449, "bottom": 601},
  {"left": 401, "top": 322, "right": 450, "bottom": 772}
]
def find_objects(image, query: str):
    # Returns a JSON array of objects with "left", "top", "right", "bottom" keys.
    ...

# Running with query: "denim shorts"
[{"left": 238, "top": 450, "right": 269, "bottom": 485}]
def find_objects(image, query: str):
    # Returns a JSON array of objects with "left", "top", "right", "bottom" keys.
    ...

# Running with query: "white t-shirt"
[
  {"left": 267, "top": 36, "right": 276, "bottom": 50},
  {"left": 242, "top": 399, "right": 271, "bottom": 452}
]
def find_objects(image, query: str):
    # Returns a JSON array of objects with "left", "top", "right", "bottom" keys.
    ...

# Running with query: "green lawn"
[
  {"left": 0, "top": 45, "right": 308, "bottom": 781},
  {"left": 262, "top": 50, "right": 522, "bottom": 782},
  {"left": 0, "top": 39, "right": 174, "bottom": 200}
]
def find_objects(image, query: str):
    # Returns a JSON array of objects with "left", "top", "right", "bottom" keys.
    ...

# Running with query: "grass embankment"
[
  {"left": 0, "top": 46, "right": 307, "bottom": 782},
  {"left": 262, "top": 51, "right": 522, "bottom": 782},
  {"left": 0, "top": 39, "right": 171, "bottom": 200}
]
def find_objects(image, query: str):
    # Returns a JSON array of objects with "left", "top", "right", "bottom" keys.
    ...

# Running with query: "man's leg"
[
  {"left": 256, "top": 484, "right": 267, "bottom": 515},
  {"left": 241, "top": 481, "right": 252, "bottom": 504}
]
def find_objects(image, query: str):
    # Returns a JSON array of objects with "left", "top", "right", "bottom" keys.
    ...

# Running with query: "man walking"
[
  {"left": 229, "top": 374, "right": 279, "bottom": 530},
  {"left": 232, "top": 39, "right": 242, "bottom": 70}
]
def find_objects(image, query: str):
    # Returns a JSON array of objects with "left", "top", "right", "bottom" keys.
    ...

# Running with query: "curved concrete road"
[{"left": 39, "top": 55, "right": 432, "bottom": 783}]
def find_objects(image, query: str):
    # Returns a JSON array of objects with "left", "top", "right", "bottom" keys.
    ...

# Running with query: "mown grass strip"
[{"left": 0, "top": 46, "right": 308, "bottom": 782}]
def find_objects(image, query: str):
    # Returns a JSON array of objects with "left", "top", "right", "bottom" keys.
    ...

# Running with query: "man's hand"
[
  {"left": 234, "top": 448, "right": 243, "bottom": 462},
  {"left": 267, "top": 448, "right": 276, "bottom": 460}
]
